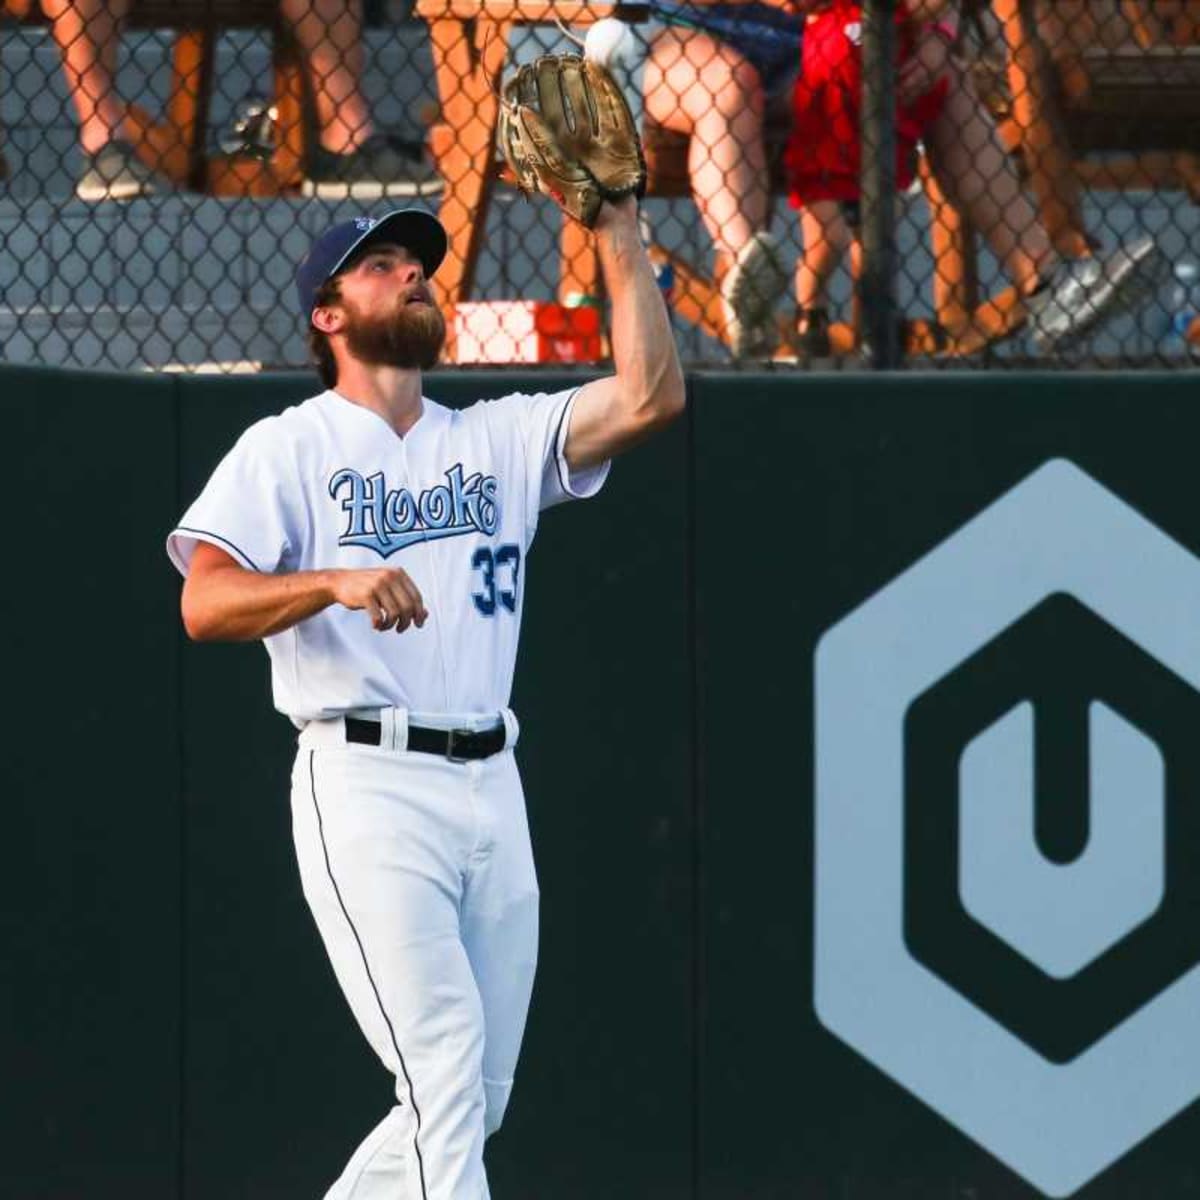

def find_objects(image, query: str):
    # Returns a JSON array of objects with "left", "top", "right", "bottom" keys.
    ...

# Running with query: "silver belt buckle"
[{"left": 445, "top": 728, "right": 473, "bottom": 764}]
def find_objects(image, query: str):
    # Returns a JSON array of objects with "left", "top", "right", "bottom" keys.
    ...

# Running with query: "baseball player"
[{"left": 165, "top": 61, "right": 681, "bottom": 1200}]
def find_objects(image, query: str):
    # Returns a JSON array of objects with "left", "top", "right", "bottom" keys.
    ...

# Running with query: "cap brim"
[{"left": 329, "top": 208, "right": 448, "bottom": 282}]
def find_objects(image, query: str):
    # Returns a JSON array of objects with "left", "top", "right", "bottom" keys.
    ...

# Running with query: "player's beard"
[{"left": 342, "top": 293, "right": 446, "bottom": 370}]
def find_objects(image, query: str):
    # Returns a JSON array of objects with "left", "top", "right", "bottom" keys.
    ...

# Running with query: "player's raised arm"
[
  {"left": 181, "top": 541, "right": 427, "bottom": 642},
  {"left": 564, "top": 197, "right": 686, "bottom": 470},
  {"left": 499, "top": 55, "right": 685, "bottom": 470}
]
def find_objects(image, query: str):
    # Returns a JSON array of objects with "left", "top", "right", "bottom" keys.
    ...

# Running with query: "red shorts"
[{"left": 785, "top": 0, "right": 949, "bottom": 208}]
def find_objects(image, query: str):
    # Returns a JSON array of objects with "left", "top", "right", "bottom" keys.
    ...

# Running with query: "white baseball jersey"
[{"left": 167, "top": 386, "right": 608, "bottom": 723}]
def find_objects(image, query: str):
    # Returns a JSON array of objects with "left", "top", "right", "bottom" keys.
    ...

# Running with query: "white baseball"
[{"left": 584, "top": 18, "right": 637, "bottom": 69}]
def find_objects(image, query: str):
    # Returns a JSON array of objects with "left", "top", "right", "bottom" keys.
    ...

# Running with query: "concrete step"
[
  {"left": 0, "top": 187, "right": 1191, "bottom": 371},
  {"left": 0, "top": 298, "right": 300, "bottom": 371},
  {"left": 0, "top": 190, "right": 565, "bottom": 370}
]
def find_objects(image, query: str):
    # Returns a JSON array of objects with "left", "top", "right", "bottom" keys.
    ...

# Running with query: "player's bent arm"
[
  {"left": 564, "top": 197, "right": 686, "bottom": 471},
  {"left": 180, "top": 541, "right": 427, "bottom": 642}
]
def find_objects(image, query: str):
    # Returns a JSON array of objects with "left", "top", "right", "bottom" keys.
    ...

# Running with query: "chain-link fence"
[{"left": 1, "top": 0, "right": 1197, "bottom": 372}]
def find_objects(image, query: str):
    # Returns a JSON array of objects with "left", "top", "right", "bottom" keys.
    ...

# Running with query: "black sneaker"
[
  {"left": 302, "top": 133, "right": 444, "bottom": 199},
  {"left": 77, "top": 138, "right": 169, "bottom": 201},
  {"left": 794, "top": 307, "right": 833, "bottom": 360}
]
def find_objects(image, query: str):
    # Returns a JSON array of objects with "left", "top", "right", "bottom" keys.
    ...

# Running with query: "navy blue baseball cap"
[{"left": 295, "top": 208, "right": 448, "bottom": 318}]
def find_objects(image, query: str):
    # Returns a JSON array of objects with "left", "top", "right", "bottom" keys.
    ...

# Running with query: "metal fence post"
[{"left": 860, "top": 0, "right": 902, "bottom": 369}]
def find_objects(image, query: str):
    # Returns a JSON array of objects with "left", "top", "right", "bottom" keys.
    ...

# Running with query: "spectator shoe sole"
[{"left": 76, "top": 139, "right": 167, "bottom": 202}]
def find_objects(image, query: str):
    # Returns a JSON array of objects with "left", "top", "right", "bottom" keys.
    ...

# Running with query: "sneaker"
[
  {"left": 722, "top": 230, "right": 788, "bottom": 359},
  {"left": 302, "top": 133, "right": 444, "bottom": 199},
  {"left": 219, "top": 93, "right": 278, "bottom": 160},
  {"left": 794, "top": 307, "right": 833, "bottom": 361},
  {"left": 1025, "top": 233, "right": 1168, "bottom": 353},
  {"left": 77, "top": 139, "right": 168, "bottom": 201}
]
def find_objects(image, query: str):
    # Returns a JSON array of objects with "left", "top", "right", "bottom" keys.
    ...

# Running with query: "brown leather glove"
[{"left": 499, "top": 54, "right": 647, "bottom": 229}]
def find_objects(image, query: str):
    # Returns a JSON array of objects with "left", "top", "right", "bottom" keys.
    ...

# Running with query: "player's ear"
[{"left": 311, "top": 304, "right": 344, "bottom": 335}]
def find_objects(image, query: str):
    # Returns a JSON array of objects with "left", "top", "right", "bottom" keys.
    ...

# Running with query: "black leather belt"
[{"left": 344, "top": 716, "right": 505, "bottom": 762}]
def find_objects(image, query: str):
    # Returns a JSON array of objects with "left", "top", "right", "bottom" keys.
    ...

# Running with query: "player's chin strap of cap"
[{"left": 342, "top": 707, "right": 517, "bottom": 762}]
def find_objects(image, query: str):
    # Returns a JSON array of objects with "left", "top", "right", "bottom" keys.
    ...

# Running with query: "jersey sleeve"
[
  {"left": 540, "top": 386, "right": 611, "bottom": 510},
  {"left": 487, "top": 386, "right": 611, "bottom": 534},
  {"left": 165, "top": 419, "right": 304, "bottom": 576}
]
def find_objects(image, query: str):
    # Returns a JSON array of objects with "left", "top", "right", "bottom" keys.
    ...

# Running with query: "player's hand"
[
  {"left": 328, "top": 568, "right": 429, "bottom": 633},
  {"left": 898, "top": 28, "right": 952, "bottom": 106}
]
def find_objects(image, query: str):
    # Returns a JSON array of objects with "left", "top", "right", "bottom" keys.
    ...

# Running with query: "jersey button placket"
[{"left": 399, "top": 436, "right": 455, "bottom": 711}]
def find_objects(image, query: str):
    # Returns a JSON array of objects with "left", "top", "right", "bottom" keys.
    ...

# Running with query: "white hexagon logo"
[
  {"left": 815, "top": 458, "right": 1200, "bottom": 1197},
  {"left": 958, "top": 698, "right": 1165, "bottom": 979}
]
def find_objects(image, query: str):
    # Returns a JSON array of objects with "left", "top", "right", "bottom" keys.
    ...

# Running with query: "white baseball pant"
[{"left": 290, "top": 707, "right": 538, "bottom": 1200}]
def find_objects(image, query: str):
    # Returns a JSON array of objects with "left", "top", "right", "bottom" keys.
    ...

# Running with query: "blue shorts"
[{"left": 650, "top": 0, "right": 805, "bottom": 94}]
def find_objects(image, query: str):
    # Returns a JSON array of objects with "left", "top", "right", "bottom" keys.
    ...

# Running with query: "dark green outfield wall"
[{"left": 2, "top": 366, "right": 1199, "bottom": 1200}]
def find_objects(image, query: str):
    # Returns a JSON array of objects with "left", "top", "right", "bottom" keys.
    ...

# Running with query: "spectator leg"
[
  {"left": 924, "top": 66, "right": 1051, "bottom": 298},
  {"left": 920, "top": 153, "right": 978, "bottom": 334},
  {"left": 643, "top": 28, "right": 768, "bottom": 270},
  {"left": 43, "top": 0, "right": 131, "bottom": 155},
  {"left": 106, "top": 31, "right": 207, "bottom": 186},
  {"left": 280, "top": 0, "right": 373, "bottom": 152},
  {"left": 996, "top": 0, "right": 1091, "bottom": 258},
  {"left": 919, "top": 150, "right": 1027, "bottom": 353},
  {"left": 795, "top": 202, "right": 849, "bottom": 315}
]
